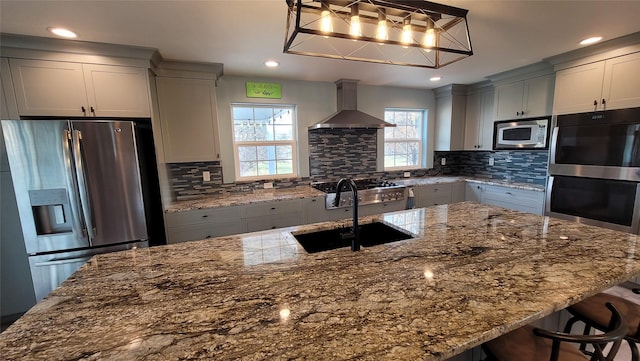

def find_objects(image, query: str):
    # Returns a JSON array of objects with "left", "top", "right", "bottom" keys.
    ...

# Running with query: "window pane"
[
  {"left": 253, "top": 107, "right": 273, "bottom": 121},
  {"left": 276, "top": 145, "right": 292, "bottom": 160},
  {"left": 238, "top": 146, "right": 257, "bottom": 161},
  {"left": 257, "top": 161, "right": 275, "bottom": 175},
  {"left": 274, "top": 109, "right": 293, "bottom": 124},
  {"left": 254, "top": 122, "right": 273, "bottom": 141},
  {"left": 277, "top": 160, "right": 293, "bottom": 174},
  {"left": 239, "top": 161, "right": 258, "bottom": 177},
  {"left": 274, "top": 125, "right": 293, "bottom": 140},
  {"left": 256, "top": 146, "right": 275, "bottom": 161},
  {"left": 234, "top": 122, "right": 255, "bottom": 141}
]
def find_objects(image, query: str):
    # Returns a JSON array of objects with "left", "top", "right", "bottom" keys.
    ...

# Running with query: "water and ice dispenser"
[{"left": 29, "top": 189, "right": 72, "bottom": 235}]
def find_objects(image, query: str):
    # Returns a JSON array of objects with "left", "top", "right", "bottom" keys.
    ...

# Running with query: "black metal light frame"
[{"left": 284, "top": 0, "right": 473, "bottom": 69}]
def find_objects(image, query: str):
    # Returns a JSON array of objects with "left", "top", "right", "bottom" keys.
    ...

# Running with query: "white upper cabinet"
[
  {"left": 82, "top": 64, "right": 151, "bottom": 118},
  {"left": 9, "top": 59, "right": 150, "bottom": 117},
  {"left": 156, "top": 76, "right": 219, "bottom": 162},
  {"left": 494, "top": 74, "right": 554, "bottom": 120},
  {"left": 553, "top": 52, "right": 640, "bottom": 114},
  {"left": 464, "top": 88, "right": 494, "bottom": 150}
]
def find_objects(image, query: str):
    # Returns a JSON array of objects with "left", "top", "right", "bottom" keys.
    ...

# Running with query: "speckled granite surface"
[
  {"left": 2, "top": 202, "right": 639, "bottom": 361},
  {"left": 165, "top": 186, "right": 325, "bottom": 213},
  {"left": 166, "top": 177, "right": 543, "bottom": 213}
]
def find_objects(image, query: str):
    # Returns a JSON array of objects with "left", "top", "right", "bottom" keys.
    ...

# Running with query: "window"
[
  {"left": 384, "top": 109, "right": 425, "bottom": 169},
  {"left": 232, "top": 104, "right": 297, "bottom": 179}
]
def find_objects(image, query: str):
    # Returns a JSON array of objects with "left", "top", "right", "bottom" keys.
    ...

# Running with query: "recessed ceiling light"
[
  {"left": 430, "top": 76, "right": 441, "bottom": 82},
  {"left": 579, "top": 36, "right": 602, "bottom": 45},
  {"left": 265, "top": 60, "right": 279, "bottom": 68},
  {"left": 47, "top": 27, "right": 77, "bottom": 38}
]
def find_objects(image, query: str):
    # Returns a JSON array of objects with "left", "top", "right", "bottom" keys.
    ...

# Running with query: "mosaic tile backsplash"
[
  {"left": 167, "top": 150, "right": 549, "bottom": 200},
  {"left": 308, "top": 128, "right": 378, "bottom": 181},
  {"left": 433, "top": 150, "right": 549, "bottom": 185}
]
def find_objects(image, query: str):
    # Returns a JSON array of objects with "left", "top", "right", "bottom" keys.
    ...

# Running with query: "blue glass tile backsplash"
[{"left": 434, "top": 150, "right": 548, "bottom": 185}]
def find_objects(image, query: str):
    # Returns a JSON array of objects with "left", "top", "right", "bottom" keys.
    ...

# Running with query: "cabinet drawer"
[
  {"left": 483, "top": 186, "right": 544, "bottom": 215},
  {"left": 305, "top": 196, "right": 329, "bottom": 223},
  {"left": 167, "top": 220, "right": 245, "bottom": 244},
  {"left": 165, "top": 206, "right": 243, "bottom": 227},
  {"left": 360, "top": 200, "right": 406, "bottom": 216},
  {"left": 245, "top": 212, "right": 304, "bottom": 232},
  {"left": 244, "top": 199, "right": 303, "bottom": 217}
]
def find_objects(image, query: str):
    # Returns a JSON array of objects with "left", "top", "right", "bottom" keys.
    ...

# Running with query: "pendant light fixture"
[{"left": 284, "top": 0, "right": 473, "bottom": 69}]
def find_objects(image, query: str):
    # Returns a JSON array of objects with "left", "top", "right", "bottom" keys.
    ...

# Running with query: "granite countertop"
[
  {"left": 165, "top": 186, "right": 325, "bottom": 213},
  {"left": 166, "top": 177, "right": 543, "bottom": 213},
  {"left": 2, "top": 202, "right": 639, "bottom": 361}
]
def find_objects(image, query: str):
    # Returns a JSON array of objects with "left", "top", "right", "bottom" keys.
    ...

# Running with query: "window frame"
[
  {"left": 383, "top": 108, "right": 427, "bottom": 171},
  {"left": 231, "top": 103, "right": 298, "bottom": 181}
]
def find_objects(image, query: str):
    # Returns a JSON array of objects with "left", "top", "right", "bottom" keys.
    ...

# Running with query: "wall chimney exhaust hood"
[{"left": 309, "top": 79, "right": 395, "bottom": 129}]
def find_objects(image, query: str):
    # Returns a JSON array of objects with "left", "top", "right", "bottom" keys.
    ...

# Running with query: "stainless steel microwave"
[{"left": 493, "top": 117, "right": 551, "bottom": 150}]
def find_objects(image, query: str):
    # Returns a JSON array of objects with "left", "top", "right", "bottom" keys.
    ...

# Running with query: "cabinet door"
[
  {"left": 494, "top": 81, "right": 524, "bottom": 120},
  {"left": 305, "top": 196, "right": 329, "bottom": 223},
  {"left": 463, "top": 92, "right": 482, "bottom": 150},
  {"left": 523, "top": 75, "right": 554, "bottom": 118},
  {"left": 602, "top": 52, "right": 640, "bottom": 110},
  {"left": 465, "top": 183, "right": 484, "bottom": 203},
  {"left": 553, "top": 61, "right": 605, "bottom": 114},
  {"left": 157, "top": 77, "right": 219, "bottom": 162},
  {"left": 83, "top": 64, "right": 150, "bottom": 118},
  {"left": 9, "top": 59, "right": 88, "bottom": 116},
  {"left": 478, "top": 90, "right": 495, "bottom": 150}
]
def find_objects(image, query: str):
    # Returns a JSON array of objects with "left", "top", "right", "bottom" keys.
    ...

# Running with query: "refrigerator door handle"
[
  {"left": 72, "top": 129, "right": 96, "bottom": 242},
  {"left": 63, "top": 129, "right": 89, "bottom": 239}
]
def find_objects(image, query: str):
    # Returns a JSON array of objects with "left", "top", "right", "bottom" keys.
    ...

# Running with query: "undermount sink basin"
[{"left": 293, "top": 222, "right": 413, "bottom": 253}]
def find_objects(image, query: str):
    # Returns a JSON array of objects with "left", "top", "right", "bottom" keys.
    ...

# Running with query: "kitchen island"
[{"left": 2, "top": 202, "right": 639, "bottom": 360}]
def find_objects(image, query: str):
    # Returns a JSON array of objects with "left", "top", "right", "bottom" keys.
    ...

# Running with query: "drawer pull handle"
[
  {"left": 205, "top": 235, "right": 211, "bottom": 239},
  {"left": 506, "top": 192, "right": 513, "bottom": 195},
  {"left": 271, "top": 226, "right": 277, "bottom": 229},
  {"left": 271, "top": 207, "right": 276, "bottom": 210},
  {"left": 202, "top": 215, "right": 208, "bottom": 218}
]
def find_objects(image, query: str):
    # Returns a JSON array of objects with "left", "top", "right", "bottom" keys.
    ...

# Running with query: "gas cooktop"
[{"left": 311, "top": 178, "right": 407, "bottom": 209}]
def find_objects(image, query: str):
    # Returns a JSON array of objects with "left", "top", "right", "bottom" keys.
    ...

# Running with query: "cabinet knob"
[
  {"left": 602, "top": 98, "right": 606, "bottom": 106},
  {"left": 81, "top": 106, "right": 86, "bottom": 113},
  {"left": 593, "top": 100, "right": 598, "bottom": 106},
  {"left": 90, "top": 106, "right": 95, "bottom": 114}
]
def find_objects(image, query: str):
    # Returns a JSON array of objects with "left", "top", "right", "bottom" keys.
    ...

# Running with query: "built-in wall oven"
[{"left": 546, "top": 107, "right": 640, "bottom": 234}]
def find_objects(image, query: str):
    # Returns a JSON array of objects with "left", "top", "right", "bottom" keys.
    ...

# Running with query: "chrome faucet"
[{"left": 333, "top": 178, "right": 360, "bottom": 251}]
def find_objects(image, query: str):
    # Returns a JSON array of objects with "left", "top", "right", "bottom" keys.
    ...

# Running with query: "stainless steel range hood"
[{"left": 309, "top": 79, "right": 395, "bottom": 129}]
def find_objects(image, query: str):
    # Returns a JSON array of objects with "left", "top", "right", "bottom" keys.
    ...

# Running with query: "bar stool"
[
  {"left": 483, "top": 303, "right": 626, "bottom": 361},
  {"left": 565, "top": 291, "right": 640, "bottom": 361}
]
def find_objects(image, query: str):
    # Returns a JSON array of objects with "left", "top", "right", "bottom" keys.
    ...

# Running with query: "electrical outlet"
[
  {"left": 203, "top": 171, "right": 211, "bottom": 182},
  {"left": 488, "top": 157, "right": 495, "bottom": 166},
  {"left": 403, "top": 171, "right": 411, "bottom": 178},
  {"left": 440, "top": 158, "right": 446, "bottom": 166},
  {"left": 263, "top": 182, "right": 273, "bottom": 189}
]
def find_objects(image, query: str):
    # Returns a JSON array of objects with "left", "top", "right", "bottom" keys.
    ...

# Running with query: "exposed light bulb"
[
  {"left": 376, "top": 11, "right": 388, "bottom": 42},
  {"left": 401, "top": 19, "right": 412, "bottom": 47},
  {"left": 350, "top": 15, "right": 362, "bottom": 37},
  {"left": 321, "top": 10, "right": 333, "bottom": 33},
  {"left": 424, "top": 28, "right": 435, "bottom": 52}
]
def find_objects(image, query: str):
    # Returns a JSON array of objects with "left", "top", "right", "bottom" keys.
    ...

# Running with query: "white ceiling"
[{"left": 1, "top": 0, "right": 640, "bottom": 89}]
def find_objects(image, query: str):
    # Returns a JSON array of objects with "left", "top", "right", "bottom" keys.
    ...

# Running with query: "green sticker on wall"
[{"left": 246, "top": 82, "right": 282, "bottom": 99}]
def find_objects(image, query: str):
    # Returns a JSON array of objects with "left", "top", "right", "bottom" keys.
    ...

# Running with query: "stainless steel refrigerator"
[{"left": 2, "top": 119, "right": 163, "bottom": 301}]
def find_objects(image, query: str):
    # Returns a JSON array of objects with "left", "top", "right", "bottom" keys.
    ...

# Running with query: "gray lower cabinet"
[
  {"left": 304, "top": 196, "right": 330, "bottom": 223},
  {"left": 165, "top": 206, "right": 244, "bottom": 244},
  {"left": 465, "top": 182, "right": 545, "bottom": 215},
  {"left": 244, "top": 199, "right": 304, "bottom": 232},
  {"left": 412, "top": 182, "right": 465, "bottom": 208}
]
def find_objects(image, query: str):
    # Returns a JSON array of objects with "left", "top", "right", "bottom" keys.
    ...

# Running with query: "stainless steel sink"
[{"left": 293, "top": 222, "right": 413, "bottom": 253}]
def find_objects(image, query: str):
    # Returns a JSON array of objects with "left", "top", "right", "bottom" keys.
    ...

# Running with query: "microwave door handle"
[
  {"left": 62, "top": 129, "right": 88, "bottom": 241},
  {"left": 549, "top": 127, "right": 559, "bottom": 165},
  {"left": 72, "top": 129, "right": 96, "bottom": 242}
]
